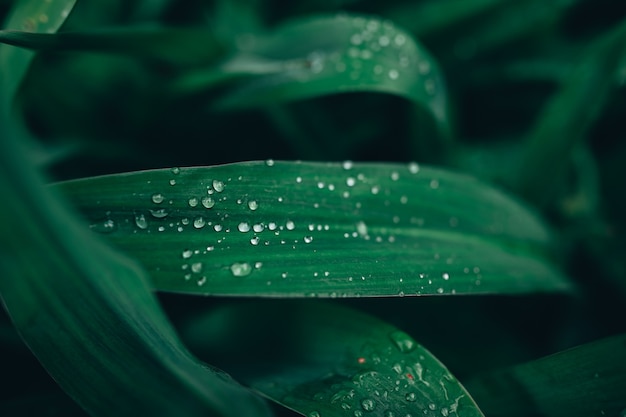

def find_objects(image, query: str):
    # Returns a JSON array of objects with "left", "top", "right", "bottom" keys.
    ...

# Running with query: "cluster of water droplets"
[
  {"left": 294, "top": 15, "right": 438, "bottom": 98},
  {"left": 86, "top": 161, "right": 485, "bottom": 295},
  {"left": 300, "top": 331, "right": 468, "bottom": 417}
]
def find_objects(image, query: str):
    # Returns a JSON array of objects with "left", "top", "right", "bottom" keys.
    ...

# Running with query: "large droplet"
[
  {"left": 150, "top": 208, "right": 169, "bottom": 219},
  {"left": 201, "top": 196, "right": 215, "bottom": 209},
  {"left": 231, "top": 262, "right": 252, "bottom": 277},
  {"left": 238, "top": 222, "right": 251, "bottom": 233},
  {"left": 361, "top": 398, "right": 376, "bottom": 412},
  {"left": 134, "top": 214, "right": 148, "bottom": 230},
  {"left": 151, "top": 193, "right": 164, "bottom": 204},
  {"left": 212, "top": 180, "right": 225, "bottom": 192},
  {"left": 248, "top": 200, "right": 258, "bottom": 211},
  {"left": 389, "top": 331, "right": 417, "bottom": 353}
]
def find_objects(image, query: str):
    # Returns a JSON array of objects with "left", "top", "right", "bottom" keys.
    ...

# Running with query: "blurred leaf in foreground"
[
  {"left": 183, "top": 300, "right": 485, "bottom": 417},
  {"left": 57, "top": 161, "right": 571, "bottom": 297}
]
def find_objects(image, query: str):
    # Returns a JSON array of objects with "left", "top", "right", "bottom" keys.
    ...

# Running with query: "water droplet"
[
  {"left": 361, "top": 398, "right": 376, "bottom": 412},
  {"left": 171, "top": 167, "right": 180, "bottom": 175},
  {"left": 442, "top": 273, "right": 449, "bottom": 280},
  {"left": 356, "top": 221, "right": 368, "bottom": 237},
  {"left": 212, "top": 180, "right": 225, "bottom": 192},
  {"left": 388, "top": 69, "right": 399, "bottom": 80},
  {"left": 350, "top": 33, "right": 362, "bottom": 45},
  {"left": 255, "top": 262, "right": 263, "bottom": 269},
  {"left": 441, "top": 408, "right": 449, "bottom": 417},
  {"left": 304, "top": 236, "right": 313, "bottom": 244},
  {"left": 90, "top": 219, "right": 116, "bottom": 234},
  {"left": 250, "top": 236, "right": 260, "bottom": 245},
  {"left": 346, "top": 177, "right": 356, "bottom": 187},
  {"left": 437, "top": 287, "right": 444, "bottom": 294},
  {"left": 265, "top": 159, "right": 275, "bottom": 167},
  {"left": 394, "top": 34, "right": 406, "bottom": 46},
  {"left": 202, "top": 196, "right": 215, "bottom": 209},
  {"left": 342, "top": 160, "right": 354, "bottom": 170},
  {"left": 379, "top": 35, "right": 390, "bottom": 46},
  {"left": 309, "top": 412, "right": 321, "bottom": 417},
  {"left": 405, "top": 392, "right": 416, "bottom": 402},
  {"left": 182, "top": 249, "right": 193, "bottom": 259},
  {"left": 238, "top": 222, "right": 251, "bottom": 233},
  {"left": 296, "top": 176, "right": 303, "bottom": 183},
  {"left": 391, "top": 171, "right": 399, "bottom": 181},
  {"left": 191, "top": 262, "right": 203, "bottom": 273},
  {"left": 248, "top": 200, "right": 258, "bottom": 211},
  {"left": 286, "top": 220, "right": 295, "bottom": 230},
  {"left": 371, "top": 185, "right": 380, "bottom": 195},
  {"left": 354, "top": 411, "right": 363, "bottom": 417},
  {"left": 214, "top": 224, "right": 223, "bottom": 232},
  {"left": 268, "top": 222, "right": 277, "bottom": 231},
  {"left": 150, "top": 208, "right": 169, "bottom": 219},
  {"left": 193, "top": 217, "right": 206, "bottom": 229},
  {"left": 169, "top": 179, "right": 176, "bottom": 186},
  {"left": 428, "top": 404, "right": 436, "bottom": 411},
  {"left": 151, "top": 193, "right": 164, "bottom": 204},
  {"left": 134, "top": 214, "right": 148, "bottom": 230},
  {"left": 408, "top": 162, "right": 420, "bottom": 174},
  {"left": 231, "top": 262, "right": 252, "bottom": 277},
  {"left": 188, "top": 197, "right": 199, "bottom": 207},
  {"left": 373, "top": 65, "right": 384, "bottom": 75},
  {"left": 389, "top": 331, "right": 417, "bottom": 353},
  {"left": 430, "top": 179, "right": 439, "bottom": 189}
]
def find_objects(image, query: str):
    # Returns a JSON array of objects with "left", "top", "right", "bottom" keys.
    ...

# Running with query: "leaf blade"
[
  {"left": 183, "top": 301, "right": 486, "bottom": 417},
  {"left": 57, "top": 161, "right": 571, "bottom": 297}
]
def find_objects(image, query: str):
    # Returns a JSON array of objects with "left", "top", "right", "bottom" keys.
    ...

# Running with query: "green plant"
[{"left": 1, "top": 0, "right": 625, "bottom": 416}]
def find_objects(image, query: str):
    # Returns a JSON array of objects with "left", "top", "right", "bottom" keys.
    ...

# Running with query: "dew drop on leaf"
[
  {"left": 248, "top": 200, "right": 258, "bottom": 211},
  {"left": 150, "top": 208, "right": 169, "bottom": 219},
  {"left": 134, "top": 214, "right": 148, "bottom": 230},
  {"left": 230, "top": 262, "right": 252, "bottom": 277},
  {"left": 212, "top": 180, "right": 225, "bottom": 192},
  {"left": 361, "top": 398, "right": 376, "bottom": 412},
  {"left": 389, "top": 331, "right": 417, "bottom": 353},
  {"left": 151, "top": 193, "right": 164, "bottom": 204},
  {"left": 238, "top": 222, "right": 251, "bottom": 233},
  {"left": 201, "top": 196, "right": 215, "bottom": 209}
]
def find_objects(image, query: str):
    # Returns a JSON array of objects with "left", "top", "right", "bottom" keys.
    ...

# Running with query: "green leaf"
[
  {"left": 464, "top": 333, "right": 626, "bottom": 417},
  {"left": 183, "top": 300, "right": 485, "bottom": 417},
  {"left": 0, "top": 2, "right": 270, "bottom": 416},
  {"left": 0, "top": 0, "right": 76, "bottom": 100},
  {"left": 0, "top": 26, "right": 226, "bottom": 67},
  {"left": 178, "top": 15, "right": 449, "bottom": 135},
  {"left": 56, "top": 161, "right": 571, "bottom": 297},
  {"left": 515, "top": 18, "right": 626, "bottom": 205},
  {"left": 0, "top": 131, "right": 273, "bottom": 417}
]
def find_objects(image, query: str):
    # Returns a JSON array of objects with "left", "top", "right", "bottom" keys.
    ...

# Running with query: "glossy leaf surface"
[
  {"left": 183, "top": 301, "right": 485, "bottom": 417},
  {"left": 57, "top": 161, "right": 570, "bottom": 297}
]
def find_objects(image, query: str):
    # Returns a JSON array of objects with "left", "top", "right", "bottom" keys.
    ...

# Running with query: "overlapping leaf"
[
  {"left": 57, "top": 161, "right": 571, "bottom": 297},
  {"left": 183, "top": 301, "right": 485, "bottom": 417},
  {"left": 465, "top": 333, "right": 626, "bottom": 417}
]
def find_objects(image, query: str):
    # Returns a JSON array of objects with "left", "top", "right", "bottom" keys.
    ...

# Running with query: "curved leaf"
[
  {"left": 0, "top": 2, "right": 270, "bottom": 416},
  {"left": 465, "top": 333, "right": 626, "bottom": 417},
  {"left": 183, "top": 301, "right": 484, "bottom": 417},
  {"left": 179, "top": 14, "right": 449, "bottom": 134},
  {"left": 57, "top": 161, "right": 571, "bottom": 297},
  {"left": 0, "top": 0, "right": 76, "bottom": 100}
]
